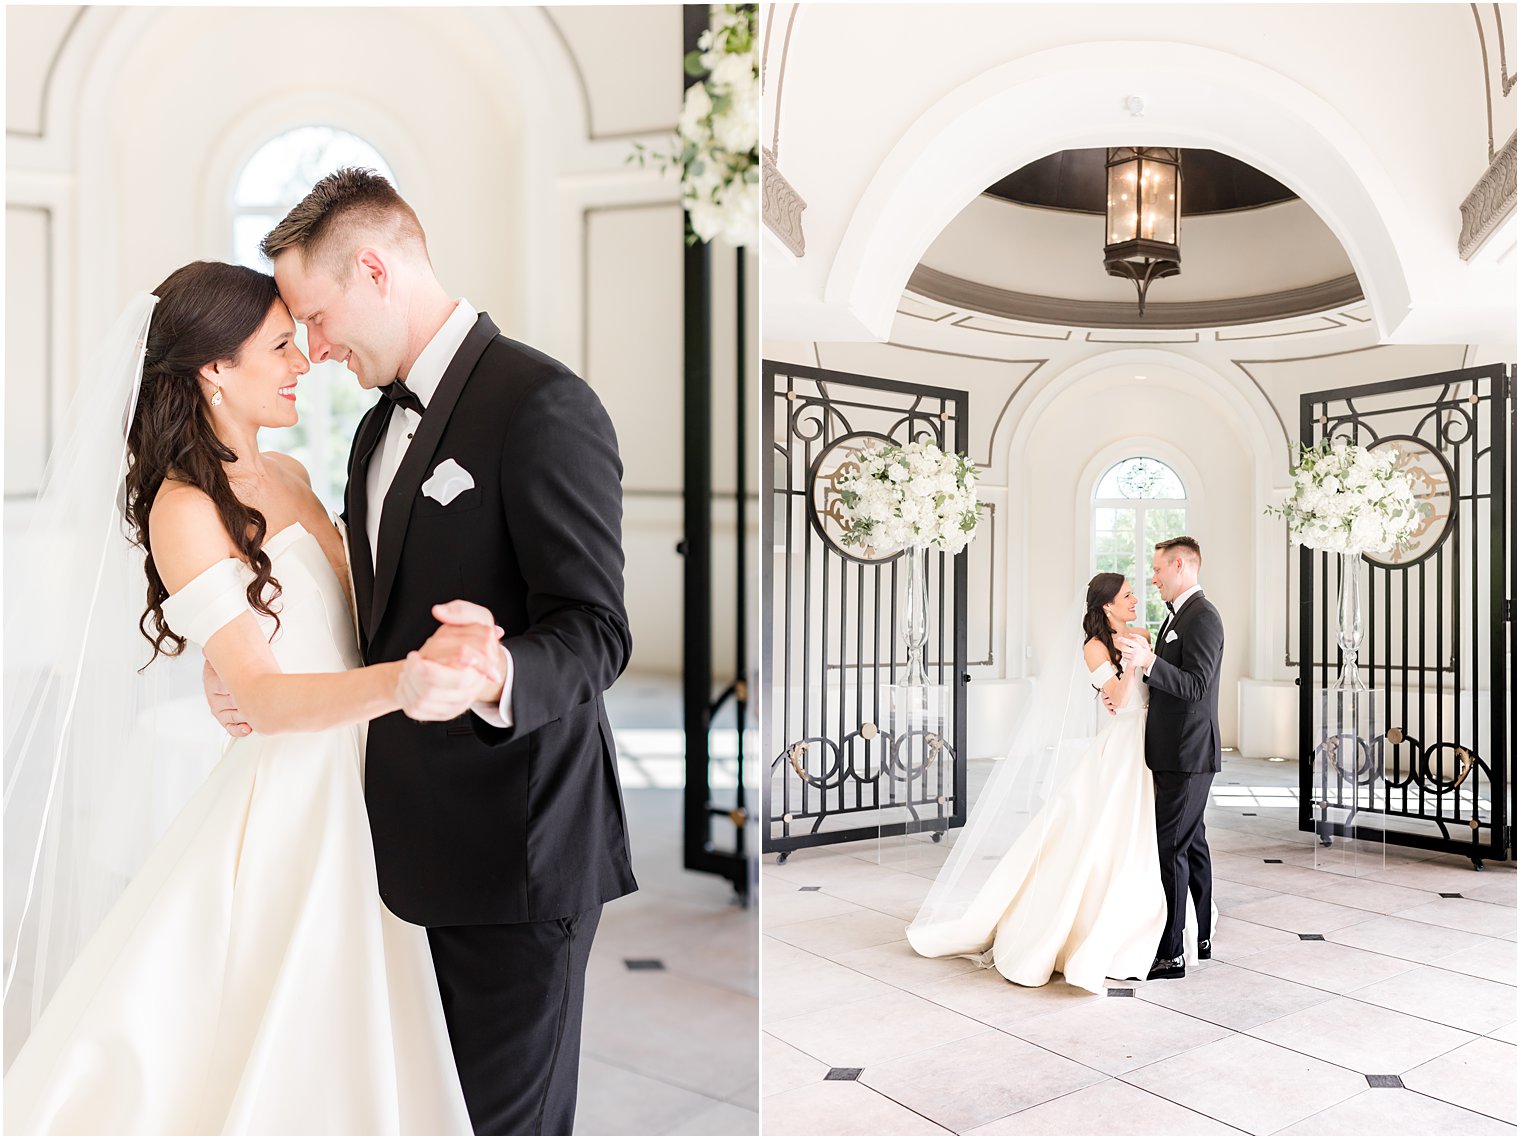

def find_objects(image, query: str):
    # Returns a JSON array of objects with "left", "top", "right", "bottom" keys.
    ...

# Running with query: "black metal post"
[
  {"left": 682, "top": 2, "right": 748, "bottom": 897},
  {"left": 733, "top": 246, "right": 749, "bottom": 858}
]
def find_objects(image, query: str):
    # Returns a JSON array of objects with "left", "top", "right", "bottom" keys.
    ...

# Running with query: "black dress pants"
[
  {"left": 1152, "top": 770, "right": 1213, "bottom": 959},
  {"left": 427, "top": 906, "right": 602, "bottom": 1136}
]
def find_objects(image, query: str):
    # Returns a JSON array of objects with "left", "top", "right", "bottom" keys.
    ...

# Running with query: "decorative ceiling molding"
[
  {"left": 1498, "top": 2, "right": 1517, "bottom": 95},
  {"left": 762, "top": 4, "right": 801, "bottom": 160},
  {"left": 542, "top": 8, "right": 673, "bottom": 141},
  {"left": 6, "top": 5, "right": 86, "bottom": 140},
  {"left": 908, "top": 265, "right": 1364, "bottom": 332},
  {"left": 950, "top": 315, "right": 1073, "bottom": 341},
  {"left": 1459, "top": 130, "right": 1517, "bottom": 260},
  {"left": 763, "top": 147, "right": 807, "bottom": 257},
  {"left": 1214, "top": 315, "right": 1346, "bottom": 342}
]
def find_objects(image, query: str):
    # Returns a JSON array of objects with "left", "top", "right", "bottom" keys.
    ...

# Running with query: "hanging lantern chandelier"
[{"left": 1104, "top": 147, "right": 1182, "bottom": 316}]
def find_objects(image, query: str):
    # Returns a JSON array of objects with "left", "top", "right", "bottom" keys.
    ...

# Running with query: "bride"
[
  {"left": 907, "top": 572, "right": 1200, "bottom": 994},
  {"left": 3, "top": 261, "right": 499, "bottom": 1133}
]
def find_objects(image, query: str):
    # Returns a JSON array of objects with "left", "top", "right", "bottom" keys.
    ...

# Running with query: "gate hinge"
[{"left": 1507, "top": 599, "right": 1515, "bottom": 622}]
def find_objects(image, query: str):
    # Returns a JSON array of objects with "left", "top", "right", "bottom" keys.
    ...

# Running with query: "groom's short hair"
[
  {"left": 260, "top": 167, "right": 428, "bottom": 278},
  {"left": 1155, "top": 535, "right": 1202, "bottom": 568}
]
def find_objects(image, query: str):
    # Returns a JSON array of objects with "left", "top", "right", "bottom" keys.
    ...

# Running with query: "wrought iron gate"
[
  {"left": 1298, "top": 364, "right": 1515, "bottom": 865},
  {"left": 762, "top": 362, "right": 970, "bottom": 857}
]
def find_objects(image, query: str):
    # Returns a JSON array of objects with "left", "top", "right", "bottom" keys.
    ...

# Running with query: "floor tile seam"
[
  {"left": 760, "top": 937, "right": 917, "bottom": 1001},
  {"left": 1128, "top": 984, "right": 1337, "bottom": 1032},
  {"left": 760, "top": 1027, "right": 837, "bottom": 1081},
  {"left": 1240, "top": 877, "right": 1464, "bottom": 912},
  {"left": 1213, "top": 954, "right": 1483, "bottom": 1017},
  {"left": 1317, "top": 934, "right": 1505, "bottom": 972},
  {"left": 762, "top": 889, "right": 916, "bottom": 931},
  {"left": 1093, "top": 1070, "right": 1260, "bottom": 1135},
  {"left": 604, "top": 961, "right": 761, "bottom": 998},
  {"left": 597, "top": 966, "right": 762, "bottom": 1005},
  {"left": 579, "top": 1048, "right": 756, "bottom": 1108},
  {"left": 1222, "top": 899, "right": 1389, "bottom": 929},
  {"left": 1234, "top": 1013, "right": 1482, "bottom": 1077},
  {"left": 916, "top": 1064, "right": 1136, "bottom": 1138},
  {"left": 1343, "top": 962, "right": 1519, "bottom": 995},
  {"left": 996, "top": 1010, "right": 1231, "bottom": 1076},
  {"left": 1116, "top": 1037, "right": 1369, "bottom": 1133},
  {"left": 761, "top": 984, "right": 949, "bottom": 1039},
  {"left": 1395, "top": 1082, "right": 1520, "bottom": 1128},
  {"left": 979, "top": 1022, "right": 1123, "bottom": 1086},
  {"left": 843, "top": 1080, "right": 956, "bottom": 1135},
  {"left": 713, "top": 1084, "right": 762, "bottom": 1111},
  {"left": 758, "top": 898, "right": 874, "bottom": 932},
  {"left": 1214, "top": 910, "right": 1493, "bottom": 970},
  {"left": 810, "top": 875, "right": 936, "bottom": 905}
]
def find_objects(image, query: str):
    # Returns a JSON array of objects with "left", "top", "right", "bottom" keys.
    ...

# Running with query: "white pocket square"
[
  {"left": 422, "top": 458, "right": 475, "bottom": 506},
  {"left": 1165, "top": 630, "right": 1180, "bottom": 643}
]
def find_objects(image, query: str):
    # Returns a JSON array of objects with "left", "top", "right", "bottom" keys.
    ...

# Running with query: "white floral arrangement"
[
  {"left": 1267, "top": 437, "right": 1420, "bottom": 555},
  {"left": 836, "top": 440, "right": 982, "bottom": 555},
  {"left": 632, "top": 5, "right": 758, "bottom": 247}
]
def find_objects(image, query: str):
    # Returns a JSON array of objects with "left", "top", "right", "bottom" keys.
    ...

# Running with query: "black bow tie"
[
  {"left": 1165, "top": 601, "right": 1176, "bottom": 614},
  {"left": 382, "top": 378, "right": 425, "bottom": 417}
]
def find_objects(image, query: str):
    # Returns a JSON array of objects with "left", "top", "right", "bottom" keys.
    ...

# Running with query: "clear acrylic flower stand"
[
  {"left": 1310, "top": 689, "right": 1388, "bottom": 876},
  {"left": 1310, "top": 553, "right": 1388, "bottom": 875},
  {"left": 872, "top": 682, "right": 953, "bottom": 869}
]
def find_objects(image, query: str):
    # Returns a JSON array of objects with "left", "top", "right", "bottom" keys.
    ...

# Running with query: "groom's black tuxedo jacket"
[
  {"left": 344, "top": 312, "right": 637, "bottom": 928},
  {"left": 1142, "top": 592, "right": 1225, "bottom": 775}
]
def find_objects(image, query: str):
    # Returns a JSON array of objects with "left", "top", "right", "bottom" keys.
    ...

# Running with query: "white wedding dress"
[
  {"left": 4, "top": 522, "right": 471, "bottom": 1135},
  {"left": 908, "top": 661, "right": 1181, "bottom": 994}
]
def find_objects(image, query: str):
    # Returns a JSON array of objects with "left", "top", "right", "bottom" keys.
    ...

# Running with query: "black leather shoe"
[
  {"left": 1147, "top": 955, "right": 1186, "bottom": 980},
  {"left": 1198, "top": 938, "right": 1212, "bottom": 961}
]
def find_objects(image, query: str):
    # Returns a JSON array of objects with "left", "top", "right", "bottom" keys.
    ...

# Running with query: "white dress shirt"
[
  {"left": 364, "top": 298, "right": 515, "bottom": 727},
  {"left": 1145, "top": 584, "right": 1203, "bottom": 676}
]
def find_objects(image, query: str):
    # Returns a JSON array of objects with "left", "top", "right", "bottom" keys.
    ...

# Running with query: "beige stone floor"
[
  {"left": 760, "top": 753, "right": 1516, "bottom": 1136},
  {"left": 575, "top": 674, "right": 759, "bottom": 1136}
]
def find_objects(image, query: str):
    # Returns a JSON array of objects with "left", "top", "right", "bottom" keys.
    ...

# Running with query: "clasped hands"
[
  {"left": 1098, "top": 633, "right": 1157, "bottom": 717},
  {"left": 203, "top": 599, "right": 506, "bottom": 735},
  {"left": 395, "top": 600, "right": 509, "bottom": 722}
]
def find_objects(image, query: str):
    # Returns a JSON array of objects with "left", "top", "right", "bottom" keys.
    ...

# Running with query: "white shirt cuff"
[{"left": 470, "top": 647, "right": 515, "bottom": 729}]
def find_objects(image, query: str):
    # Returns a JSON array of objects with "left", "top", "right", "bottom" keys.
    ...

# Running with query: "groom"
[
  {"left": 210, "top": 169, "right": 637, "bottom": 1134},
  {"left": 1117, "top": 536, "right": 1223, "bottom": 982}
]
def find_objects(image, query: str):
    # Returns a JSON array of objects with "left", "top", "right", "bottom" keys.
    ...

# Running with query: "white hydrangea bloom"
[
  {"left": 835, "top": 440, "right": 983, "bottom": 555},
  {"left": 1268, "top": 437, "right": 1420, "bottom": 556}
]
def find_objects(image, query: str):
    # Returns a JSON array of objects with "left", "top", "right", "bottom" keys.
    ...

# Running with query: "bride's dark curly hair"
[
  {"left": 1082, "top": 572, "right": 1127, "bottom": 674},
  {"left": 126, "top": 261, "right": 284, "bottom": 664}
]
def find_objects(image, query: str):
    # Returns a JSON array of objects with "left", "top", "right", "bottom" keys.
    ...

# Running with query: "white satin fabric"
[
  {"left": 909, "top": 663, "right": 1203, "bottom": 994},
  {"left": 3, "top": 523, "right": 470, "bottom": 1135}
]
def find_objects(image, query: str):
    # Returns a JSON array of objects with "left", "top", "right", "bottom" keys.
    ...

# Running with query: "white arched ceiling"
[
  {"left": 826, "top": 42, "right": 1423, "bottom": 343},
  {"left": 764, "top": 4, "right": 1514, "bottom": 348}
]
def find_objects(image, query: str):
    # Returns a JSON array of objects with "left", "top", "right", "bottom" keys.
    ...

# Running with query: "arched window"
[
  {"left": 230, "top": 127, "right": 398, "bottom": 511},
  {"left": 1092, "top": 456, "right": 1188, "bottom": 632}
]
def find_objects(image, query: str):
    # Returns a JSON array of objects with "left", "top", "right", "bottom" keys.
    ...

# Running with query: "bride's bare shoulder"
[
  {"left": 263, "top": 451, "right": 312, "bottom": 488},
  {"left": 148, "top": 481, "right": 239, "bottom": 592},
  {"left": 1081, "top": 637, "right": 1112, "bottom": 668}
]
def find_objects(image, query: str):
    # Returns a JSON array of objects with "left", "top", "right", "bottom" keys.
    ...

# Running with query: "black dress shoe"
[
  {"left": 1198, "top": 938, "right": 1212, "bottom": 961},
  {"left": 1147, "top": 955, "right": 1186, "bottom": 980}
]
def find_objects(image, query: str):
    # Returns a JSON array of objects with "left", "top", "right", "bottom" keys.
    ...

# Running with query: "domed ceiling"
[{"left": 908, "top": 148, "right": 1363, "bottom": 331}]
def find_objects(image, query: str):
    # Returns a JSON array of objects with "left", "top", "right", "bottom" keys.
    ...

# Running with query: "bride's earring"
[{"left": 210, "top": 387, "right": 223, "bottom": 407}]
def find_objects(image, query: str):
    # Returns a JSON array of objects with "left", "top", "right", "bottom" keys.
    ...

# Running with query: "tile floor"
[
  {"left": 761, "top": 753, "right": 1516, "bottom": 1136},
  {"left": 575, "top": 675, "right": 759, "bottom": 1136}
]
